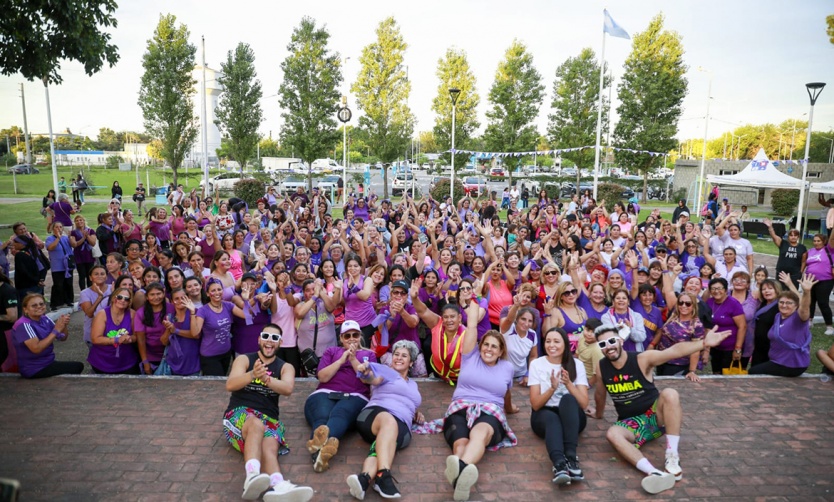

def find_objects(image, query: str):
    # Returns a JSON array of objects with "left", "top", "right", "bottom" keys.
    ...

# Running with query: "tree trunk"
[
  {"left": 642, "top": 171, "right": 648, "bottom": 203},
  {"left": 575, "top": 168, "right": 581, "bottom": 196},
  {"left": 172, "top": 166, "right": 178, "bottom": 187},
  {"left": 383, "top": 164, "right": 389, "bottom": 198},
  {"left": 307, "top": 161, "right": 313, "bottom": 193}
]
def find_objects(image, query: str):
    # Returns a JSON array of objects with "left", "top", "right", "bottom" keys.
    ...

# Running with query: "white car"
[
  {"left": 199, "top": 172, "right": 251, "bottom": 192},
  {"left": 392, "top": 173, "right": 415, "bottom": 195},
  {"left": 311, "top": 158, "right": 342, "bottom": 172},
  {"left": 317, "top": 175, "right": 342, "bottom": 194},
  {"left": 280, "top": 175, "right": 308, "bottom": 194}
]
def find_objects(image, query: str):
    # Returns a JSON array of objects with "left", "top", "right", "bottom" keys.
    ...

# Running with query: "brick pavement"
[{"left": 1, "top": 375, "right": 832, "bottom": 501}]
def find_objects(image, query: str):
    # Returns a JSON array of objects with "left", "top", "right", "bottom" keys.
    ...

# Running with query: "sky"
[{"left": 1, "top": 0, "right": 833, "bottom": 150}]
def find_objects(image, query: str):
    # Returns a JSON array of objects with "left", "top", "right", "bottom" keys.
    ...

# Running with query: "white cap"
[
  {"left": 341, "top": 320, "right": 361, "bottom": 334},
  {"left": 440, "top": 203, "right": 447, "bottom": 210}
]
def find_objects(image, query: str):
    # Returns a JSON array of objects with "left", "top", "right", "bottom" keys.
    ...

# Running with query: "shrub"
[
  {"left": 429, "top": 177, "right": 466, "bottom": 204},
  {"left": 105, "top": 155, "right": 123, "bottom": 170},
  {"left": 770, "top": 188, "right": 800, "bottom": 217},
  {"left": 596, "top": 183, "right": 628, "bottom": 211},
  {"left": 542, "top": 182, "right": 561, "bottom": 201},
  {"left": 234, "top": 178, "right": 267, "bottom": 207}
]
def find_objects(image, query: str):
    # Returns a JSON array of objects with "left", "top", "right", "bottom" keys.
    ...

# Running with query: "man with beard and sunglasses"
[
  {"left": 590, "top": 324, "right": 731, "bottom": 495},
  {"left": 222, "top": 323, "right": 314, "bottom": 502}
]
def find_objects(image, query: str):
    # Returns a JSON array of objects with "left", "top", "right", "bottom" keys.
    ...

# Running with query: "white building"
[{"left": 189, "top": 65, "right": 223, "bottom": 167}]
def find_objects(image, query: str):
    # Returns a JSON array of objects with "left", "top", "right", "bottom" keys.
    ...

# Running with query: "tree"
[
  {"left": 418, "top": 131, "right": 438, "bottom": 154},
  {"left": 258, "top": 138, "right": 280, "bottom": 158},
  {"left": 827, "top": 15, "right": 834, "bottom": 45},
  {"left": 138, "top": 14, "right": 198, "bottom": 186},
  {"left": 215, "top": 43, "right": 263, "bottom": 171},
  {"left": 432, "top": 48, "right": 480, "bottom": 170},
  {"left": 0, "top": 0, "right": 119, "bottom": 84},
  {"left": 482, "top": 40, "right": 544, "bottom": 186},
  {"left": 547, "top": 48, "right": 610, "bottom": 187},
  {"left": 96, "top": 127, "right": 122, "bottom": 151},
  {"left": 352, "top": 17, "right": 413, "bottom": 197},
  {"left": 614, "top": 13, "right": 687, "bottom": 201},
  {"left": 278, "top": 17, "right": 342, "bottom": 192}
]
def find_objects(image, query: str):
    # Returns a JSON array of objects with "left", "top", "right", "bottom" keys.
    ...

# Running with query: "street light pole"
[
  {"left": 820, "top": 136, "right": 834, "bottom": 164},
  {"left": 796, "top": 82, "right": 825, "bottom": 232},
  {"left": 449, "top": 88, "right": 461, "bottom": 204},
  {"left": 695, "top": 67, "right": 712, "bottom": 218}
]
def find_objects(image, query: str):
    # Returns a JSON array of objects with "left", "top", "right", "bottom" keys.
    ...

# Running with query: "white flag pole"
[{"left": 592, "top": 26, "right": 606, "bottom": 200}]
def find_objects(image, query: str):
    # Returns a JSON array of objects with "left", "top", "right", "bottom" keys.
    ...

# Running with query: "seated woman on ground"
[{"left": 12, "top": 293, "right": 83, "bottom": 378}]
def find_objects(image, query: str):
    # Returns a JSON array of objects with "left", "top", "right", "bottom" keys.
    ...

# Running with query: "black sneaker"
[
  {"left": 566, "top": 455, "right": 584, "bottom": 481},
  {"left": 347, "top": 472, "right": 371, "bottom": 500},
  {"left": 373, "top": 469, "right": 401, "bottom": 499},
  {"left": 552, "top": 463, "right": 571, "bottom": 486}
]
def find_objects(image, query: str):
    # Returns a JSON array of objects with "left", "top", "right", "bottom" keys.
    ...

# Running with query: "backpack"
[{"left": 700, "top": 202, "right": 710, "bottom": 217}]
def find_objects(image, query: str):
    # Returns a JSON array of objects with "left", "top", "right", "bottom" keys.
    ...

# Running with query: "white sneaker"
[
  {"left": 242, "top": 473, "right": 271, "bottom": 500},
  {"left": 453, "top": 464, "right": 479, "bottom": 501},
  {"left": 825, "top": 326, "right": 834, "bottom": 336},
  {"left": 665, "top": 451, "right": 683, "bottom": 480},
  {"left": 263, "top": 480, "right": 314, "bottom": 502},
  {"left": 641, "top": 470, "right": 676, "bottom": 494}
]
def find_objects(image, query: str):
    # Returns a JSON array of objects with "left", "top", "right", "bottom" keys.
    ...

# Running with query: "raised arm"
[
  {"left": 409, "top": 279, "right": 441, "bottom": 329},
  {"left": 462, "top": 297, "right": 481, "bottom": 355}
]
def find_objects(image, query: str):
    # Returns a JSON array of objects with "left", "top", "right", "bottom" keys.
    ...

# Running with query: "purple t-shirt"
[
  {"left": 364, "top": 362, "right": 421, "bottom": 428},
  {"left": 452, "top": 348, "right": 514, "bottom": 407},
  {"left": 315, "top": 346, "right": 377, "bottom": 399},
  {"left": 232, "top": 302, "right": 271, "bottom": 355},
  {"left": 460, "top": 298, "right": 491, "bottom": 340},
  {"left": 577, "top": 291, "right": 606, "bottom": 320},
  {"left": 706, "top": 296, "right": 745, "bottom": 351},
  {"left": 631, "top": 301, "right": 663, "bottom": 340},
  {"left": 87, "top": 307, "right": 139, "bottom": 373},
  {"left": 45, "top": 235, "right": 71, "bottom": 273},
  {"left": 50, "top": 201, "right": 74, "bottom": 226},
  {"left": 166, "top": 313, "right": 201, "bottom": 375},
  {"left": 804, "top": 245, "right": 834, "bottom": 282},
  {"left": 134, "top": 303, "right": 175, "bottom": 363},
  {"left": 149, "top": 220, "right": 171, "bottom": 243},
  {"left": 379, "top": 304, "right": 419, "bottom": 346},
  {"left": 80, "top": 285, "right": 111, "bottom": 344},
  {"left": 13, "top": 316, "right": 56, "bottom": 378},
  {"left": 343, "top": 276, "right": 377, "bottom": 326},
  {"left": 71, "top": 228, "right": 96, "bottom": 264},
  {"left": 197, "top": 302, "right": 235, "bottom": 356},
  {"left": 768, "top": 312, "right": 811, "bottom": 369}
]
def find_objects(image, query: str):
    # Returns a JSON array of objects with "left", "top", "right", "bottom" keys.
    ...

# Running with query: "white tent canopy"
[
  {"left": 810, "top": 179, "right": 834, "bottom": 194},
  {"left": 706, "top": 148, "right": 807, "bottom": 190}
]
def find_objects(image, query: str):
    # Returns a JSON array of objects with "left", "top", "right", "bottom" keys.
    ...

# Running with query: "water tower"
[{"left": 191, "top": 65, "right": 223, "bottom": 167}]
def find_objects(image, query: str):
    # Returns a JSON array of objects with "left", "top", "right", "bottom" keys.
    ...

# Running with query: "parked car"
[
  {"left": 430, "top": 176, "right": 450, "bottom": 192},
  {"left": 392, "top": 173, "right": 415, "bottom": 195},
  {"left": 463, "top": 177, "right": 487, "bottom": 197},
  {"left": 317, "top": 175, "right": 341, "bottom": 193},
  {"left": 560, "top": 181, "right": 634, "bottom": 200},
  {"left": 489, "top": 167, "right": 505, "bottom": 177},
  {"left": 311, "top": 158, "right": 341, "bottom": 172},
  {"left": 199, "top": 172, "right": 250, "bottom": 192},
  {"left": 280, "top": 175, "right": 308, "bottom": 194},
  {"left": 561, "top": 167, "right": 577, "bottom": 177},
  {"left": 7, "top": 163, "right": 39, "bottom": 175}
]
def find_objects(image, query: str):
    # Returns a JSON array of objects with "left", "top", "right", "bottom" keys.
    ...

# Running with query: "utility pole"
[{"left": 20, "top": 83, "right": 32, "bottom": 164}]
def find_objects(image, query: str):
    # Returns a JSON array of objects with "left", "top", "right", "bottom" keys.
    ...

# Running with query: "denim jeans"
[{"left": 303, "top": 391, "right": 368, "bottom": 440}]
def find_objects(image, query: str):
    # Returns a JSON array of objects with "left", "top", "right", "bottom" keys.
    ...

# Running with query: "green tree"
[
  {"left": 258, "top": 138, "right": 280, "bottom": 158},
  {"left": 138, "top": 14, "right": 198, "bottom": 186},
  {"left": 215, "top": 43, "right": 263, "bottom": 171},
  {"left": 352, "top": 17, "right": 413, "bottom": 197},
  {"left": 96, "top": 127, "right": 123, "bottom": 151},
  {"left": 547, "top": 47, "right": 610, "bottom": 187},
  {"left": 278, "top": 17, "right": 342, "bottom": 192},
  {"left": 432, "top": 48, "right": 480, "bottom": 170},
  {"left": 614, "top": 13, "right": 687, "bottom": 201},
  {"left": 482, "top": 40, "right": 544, "bottom": 186},
  {"left": 827, "top": 15, "right": 834, "bottom": 44},
  {"left": 810, "top": 130, "right": 834, "bottom": 163},
  {"left": 0, "top": 0, "right": 119, "bottom": 84}
]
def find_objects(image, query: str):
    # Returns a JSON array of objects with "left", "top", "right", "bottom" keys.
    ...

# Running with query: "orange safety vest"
[{"left": 430, "top": 322, "right": 466, "bottom": 385}]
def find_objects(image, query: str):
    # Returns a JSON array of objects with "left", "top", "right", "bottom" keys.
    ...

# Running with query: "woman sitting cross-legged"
[
  {"left": 346, "top": 340, "right": 424, "bottom": 500},
  {"left": 304, "top": 320, "right": 377, "bottom": 473},
  {"left": 528, "top": 327, "right": 589, "bottom": 486}
]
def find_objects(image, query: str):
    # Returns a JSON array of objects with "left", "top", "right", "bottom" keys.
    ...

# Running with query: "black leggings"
[
  {"left": 443, "top": 409, "right": 505, "bottom": 448},
  {"left": 710, "top": 349, "right": 749, "bottom": 375},
  {"left": 657, "top": 363, "right": 689, "bottom": 376},
  {"left": 29, "top": 360, "right": 84, "bottom": 378},
  {"left": 748, "top": 361, "right": 806, "bottom": 377},
  {"left": 355, "top": 406, "right": 411, "bottom": 450},
  {"left": 810, "top": 279, "right": 834, "bottom": 326},
  {"left": 91, "top": 364, "right": 140, "bottom": 375},
  {"left": 201, "top": 350, "right": 233, "bottom": 376},
  {"left": 76, "top": 261, "right": 94, "bottom": 292},
  {"left": 50, "top": 271, "right": 74, "bottom": 308},
  {"left": 530, "top": 394, "right": 587, "bottom": 464}
]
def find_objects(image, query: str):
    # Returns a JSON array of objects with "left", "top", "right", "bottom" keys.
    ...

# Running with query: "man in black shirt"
[
  {"left": 591, "top": 324, "right": 730, "bottom": 495},
  {"left": 223, "top": 323, "right": 313, "bottom": 502}
]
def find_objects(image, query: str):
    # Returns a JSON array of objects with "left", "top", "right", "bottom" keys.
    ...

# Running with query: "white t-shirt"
[
  {"left": 720, "top": 234, "right": 753, "bottom": 267},
  {"left": 503, "top": 326, "right": 538, "bottom": 378},
  {"left": 527, "top": 357, "right": 588, "bottom": 408}
]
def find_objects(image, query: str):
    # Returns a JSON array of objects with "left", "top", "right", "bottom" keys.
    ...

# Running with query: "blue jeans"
[{"left": 303, "top": 391, "right": 367, "bottom": 440}]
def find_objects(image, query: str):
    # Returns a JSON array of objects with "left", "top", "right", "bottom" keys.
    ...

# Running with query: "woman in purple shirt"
[
  {"left": 346, "top": 340, "right": 423, "bottom": 500},
  {"left": 134, "top": 282, "right": 174, "bottom": 375},
  {"left": 343, "top": 255, "right": 380, "bottom": 345},
  {"left": 161, "top": 288, "right": 201, "bottom": 376},
  {"left": 48, "top": 193, "right": 75, "bottom": 229},
  {"left": 89, "top": 287, "right": 140, "bottom": 374},
  {"left": 304, "top": 320, "right": 376, "bottom": 474},
  {"left": 69, "top": 214, "right": 97, "bottom": 291},
  {"left": 45, "top": 222, "right": 75, "bottom": 310},
  {"left": 749, "top": 274, "right": 814, "bottom": 377},
  {"left": 705, "top": 278, "right": 747, "bottom": 374},
  {"left": 802, "top": 233, "right": 834, "bottom": 335},
  {"left": 188, "top": 278, "right": 251, "bottom": 376},
  {"left": 12, "top": 293, "right": 82, "bottom": 378}
]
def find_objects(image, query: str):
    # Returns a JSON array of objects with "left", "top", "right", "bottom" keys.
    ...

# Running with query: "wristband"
[{"left": 284, "top": 287, "right": 293, "bottom": 294}]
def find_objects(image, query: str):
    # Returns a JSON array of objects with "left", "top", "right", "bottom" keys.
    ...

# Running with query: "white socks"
[
  {"left": 666, "top": 435, "right": 680, "bottom": 454},
  {"left": 636, "top": 458, "right": 656, "bottom": 475},
  {"left": 245, "top": 459, "right": 261, "bottom": 476},
  {"left": 270, "top": 473, "right": 284, "bottom": 487}
]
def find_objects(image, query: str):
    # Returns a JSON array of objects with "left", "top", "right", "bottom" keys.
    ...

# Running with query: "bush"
[
  {"left": 671, "top": 187, "right": 687, "bottom": 204},
  {"left": 596, "top": 183, "right": 628, "bottom": 211},
  {"left": 771, "top": 188, "right": 800, "bottom": 217},
  {"left": 542, "top": 182, "right": 561, "bottom": 201},
  {"left": 430, "top": 177, "right": 466, "bottom": 204},
  {"left": 105, "top": 155, "right": 123, "bottom": 170},
  {"left": 234, "top": 178, "right": 267, "bottom": 207}
]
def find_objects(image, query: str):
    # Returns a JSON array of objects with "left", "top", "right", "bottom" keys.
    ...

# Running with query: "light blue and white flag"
[{"left": 603, "top": 9, "right": 630, "bottom": 39}]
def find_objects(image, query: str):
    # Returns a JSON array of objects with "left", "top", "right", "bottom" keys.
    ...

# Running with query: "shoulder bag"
[{"left": 300, "top": 302, "right": 320, "bottom": 376}]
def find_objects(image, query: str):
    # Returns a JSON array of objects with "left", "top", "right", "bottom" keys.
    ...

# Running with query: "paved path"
[{"left": 1, "top": 375, "right": 832, "bottom": 501}]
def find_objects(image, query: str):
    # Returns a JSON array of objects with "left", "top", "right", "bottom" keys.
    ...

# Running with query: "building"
[{"left": 189, "top": 65, "right": 223, "bottom": 168}]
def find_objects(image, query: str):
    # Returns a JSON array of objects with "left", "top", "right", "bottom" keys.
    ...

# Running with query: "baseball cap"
[
  {"left": 637, "top": 267, "right": 650, "bottom": 274},
  {"left": 679, "top": 211, "right": 689, "bottom": 217},
  {"left": 341, "top": 320, "right": 361, "bottom": 334},
  {"left": 391, "top": 280, "right": 410, "bottom": 292},
  {"left": 241, "top": 272, "right": 259, "bottom": 282}
]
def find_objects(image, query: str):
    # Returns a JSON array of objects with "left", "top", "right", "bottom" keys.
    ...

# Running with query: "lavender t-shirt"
[
  {"left": 197, "top": 302, "right": 235, "bottom": 356},
  {"left": 452, "top": 348, "right": 513, "bottom": 407},
  {"left": 134, "top": 303, "right": 175, "bottom": 363},
  {"left": 343, "top": 276, "right": 377, "bottom": 325},
  {"left": 314, "top": 346, "right": 377, "bottom": 398},
  {"left": 364, "top": 362, "right": 421, "bottom": 428},
  {"left": 576, "top": 291, "right": 606, "bottom": 321},
  {"left": 166, "top": 313, "right": 201, "bottom": 375},
  {"left": 80, "top": 285, "right": 111, "bottom": 344},
  {"left": 13, "top": 316, "right": 56, "bottom": 378},
  {"left": 379, "top": 304, "right": 419, "bottom": 346},
  {"left": 232, "top": 302, "right": 271, "bottom": 355}
]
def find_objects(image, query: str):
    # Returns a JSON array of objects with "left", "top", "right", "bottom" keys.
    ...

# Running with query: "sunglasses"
[
  {"left": 341, "top": 331, "right": 361, "bottom": 339},
  {"left": 544, "top": 270, "right": 558, "bottom": 276},
  {"left": 597, "top": 336, "right": 619, "bottom": 350},
  {"left": 656, "top": 250, "right": 667, "bottom": 254},
  {"left": 677, "top": 301, "right": 693, "bottom": 307},
  {"left": 459, "top": 286, "right": 473, "bottom": 292},
  {"left": 391, "top": 290, "right": 406, "bottom": 296},
  {"left": 562, "top": 289, "right": 578, "bottom": 296},
  {"left": 115, "top": 295, "right": 131, "bottom": 302},
  {"left": 260, "top": 332, "right": 282, "bottom": 342}
]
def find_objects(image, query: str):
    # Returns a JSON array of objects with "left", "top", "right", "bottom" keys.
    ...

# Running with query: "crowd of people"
[{"left": 2, "top": 180, "right": 834, "bottom": 500}]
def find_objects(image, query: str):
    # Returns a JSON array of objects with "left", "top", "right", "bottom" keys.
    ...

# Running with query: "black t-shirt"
[
  {"left": 226, "top": 353, "right": 286, "bottom": 420},
  {"left": 0, "top": 283, "right": 18, "bottom": 332},
  {"left": 599, "top": 351, "right": 660, "bottom": 421},
  {"left": 135, "top": 187, "right": 146, "bottom": 201},
  {"left": 775, "top": 241, "right": 807, "bottom": 277}
]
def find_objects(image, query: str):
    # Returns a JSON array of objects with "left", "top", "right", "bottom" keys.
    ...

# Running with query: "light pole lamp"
[
  {"left": 796, "top": 82, "right": 825, "bottom": 232},
  {"left": 820, "top": 135, "right": 834, "bottom": 164},
  {"left": 449, "top": 87, "right": 461, "bottom": 204},
  {"left": 695, "top": 67, "right": 712, "bottom": 218}
]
